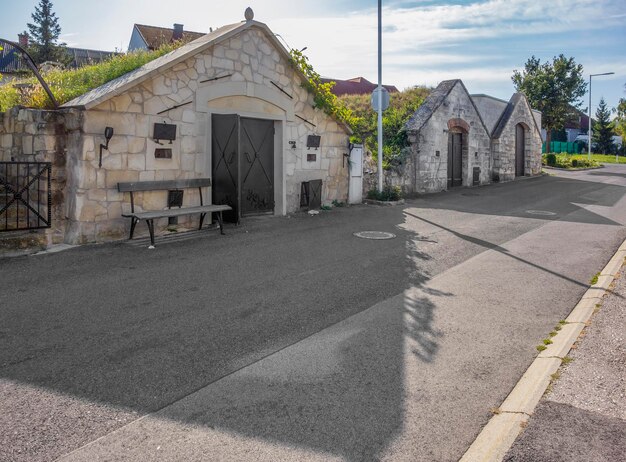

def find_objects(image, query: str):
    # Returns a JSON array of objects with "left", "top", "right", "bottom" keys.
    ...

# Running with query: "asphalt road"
[{"left": 2, "top": 166, "right": 626, "bottom": 461}]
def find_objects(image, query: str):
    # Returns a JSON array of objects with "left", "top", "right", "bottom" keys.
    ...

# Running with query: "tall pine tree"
[
  {"left": 27, "top": 0, "right": 67, "bottom": 65},
  {"left": 592, "top": 98, "right": 615, "bottom": 154}
]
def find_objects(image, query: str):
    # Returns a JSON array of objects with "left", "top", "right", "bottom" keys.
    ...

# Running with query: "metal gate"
[
  {"left": 0, "top": 162, "right": 51, "bottom": 231},
  {"left": 447, "top": 132, "right": 463, "bottom": 188},
  {"left": 212, "top": 115, "right": 274, "bottom": 222}
]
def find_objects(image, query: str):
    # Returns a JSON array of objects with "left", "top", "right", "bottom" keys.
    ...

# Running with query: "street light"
[{"left": 588, "top": 72, "right": 614, "bottom": 160}]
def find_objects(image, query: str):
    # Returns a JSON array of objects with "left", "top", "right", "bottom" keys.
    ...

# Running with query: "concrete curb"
[{"left": 459, "top": 240, "right": 626, "bottom": 462}]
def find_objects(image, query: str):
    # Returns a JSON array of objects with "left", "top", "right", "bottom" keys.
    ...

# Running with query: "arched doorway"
[
  {"left": 515, "top": 124, "right": 526, "bottom": 177},
  {"left": 447, "top": 118, "right": 469, "bottom": 188}
]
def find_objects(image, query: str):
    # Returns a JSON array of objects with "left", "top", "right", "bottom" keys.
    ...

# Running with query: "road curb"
[{"left": 459, "top": 240, "right": 626, "bottom": 462}]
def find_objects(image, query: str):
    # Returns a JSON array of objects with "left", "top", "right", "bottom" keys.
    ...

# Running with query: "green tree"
[
  {"left": 512, "top": 55, "right": 586, "bottom": 152},
  {"left": 27, "top": 0, "right": 67, "bottom": 65},
  {"left": 592, "top": 97, "right": 615, "bottom": 154}
]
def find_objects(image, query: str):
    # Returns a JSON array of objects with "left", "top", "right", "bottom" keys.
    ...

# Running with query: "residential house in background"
[
  {"left": 128, "top": 24, "right": 205, "bottom": 52},
  {"left": 320, "top": 76, "right": 398, "bottom": 97}
]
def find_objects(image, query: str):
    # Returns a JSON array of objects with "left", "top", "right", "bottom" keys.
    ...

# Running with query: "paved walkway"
[{"left": 504, "top": 261, "right": 626, "bottom": 461}]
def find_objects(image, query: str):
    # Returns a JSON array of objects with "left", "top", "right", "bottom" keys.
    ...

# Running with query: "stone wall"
[
  {"left": 492, "top": 99, "right": 542, "bottom": 182},
  {"left": 0, "top": 107, "right": 73, "bottom": 244},
  {"left": 407, "top": 82, "right": 491, "bottom": 194},
  {"left": 63, "top": 26, "right": 349, "bottom": 243}
]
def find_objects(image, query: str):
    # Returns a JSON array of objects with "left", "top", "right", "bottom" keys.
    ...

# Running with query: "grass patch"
[
  {"left": 543, "top": 338, "right": 553, "bottom": 345},
  {"left": 0, "top": 42, "right": 182, "bottom": 111},
  {"left": 561, "top": 356, "right": 574, "bottom": 365},
  {"left": 571, "top": 154, "right": 626, "bottom": 165},
  {"left": 590, "top": 272, "right": 600, "bottom": 285},
  {"left": 536, "top": 345, "right": 547, "bottom": 352}
]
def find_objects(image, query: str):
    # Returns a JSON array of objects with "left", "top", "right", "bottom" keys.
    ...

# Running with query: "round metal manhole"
[
  {"left": 354, "top": 231, "right": 396, "bottom": 240},
  {"left": 525, "top": 210, "right": 557, "bottom": 216}
]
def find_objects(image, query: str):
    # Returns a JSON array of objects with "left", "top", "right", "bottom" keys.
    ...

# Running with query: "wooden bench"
[{"left": 117, "top": 178, "right": 232, "bottom": 248}]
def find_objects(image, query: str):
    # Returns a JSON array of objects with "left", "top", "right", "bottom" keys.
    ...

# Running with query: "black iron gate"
[
  {"left": 0, "top": 162, "right": 52, "bottom": 232},
  {"left": 212, "top": 115, "right": 274, "bottom": 222}
]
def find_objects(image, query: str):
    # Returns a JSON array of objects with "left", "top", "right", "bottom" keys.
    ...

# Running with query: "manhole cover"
[
  {"left": 354, "top": 231, "right": 396, "bottom": 240},
  {"left": 525, "top": 210, "right": 557, "bottom": 216}
]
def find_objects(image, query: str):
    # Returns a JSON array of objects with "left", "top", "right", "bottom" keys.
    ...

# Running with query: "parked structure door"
[
  {"left": 447, "top": 132, "right": 463, "bottom": 188},
  {"left": 212, "top": 115, "right": 274, "bottom": 222},
  {"left": 515, "top": 124, "right": 525, "bottom": 177}
]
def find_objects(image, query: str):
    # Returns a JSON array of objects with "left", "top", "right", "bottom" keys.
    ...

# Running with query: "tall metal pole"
[
  {"left": 587, "top": 74, "right": 592, "bottom": 161},
  {"left": 588, "top": 72, "right": 615, "bottom": 161},
  {"left": 377, "top": 0, "right": 383, "bottom": 193}
]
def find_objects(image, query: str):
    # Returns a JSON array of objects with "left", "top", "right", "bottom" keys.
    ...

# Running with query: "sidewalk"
[{"left": 503, "top": 262, "right": 626, "bottom": 461}]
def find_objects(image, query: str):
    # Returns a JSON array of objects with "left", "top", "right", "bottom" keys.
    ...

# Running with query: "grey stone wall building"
[
  {"left": 402, "top": 79, "right": 542, "bottom": 194},
  {"left": 1, "top": 12, "right": 351, "bottom": 245}
]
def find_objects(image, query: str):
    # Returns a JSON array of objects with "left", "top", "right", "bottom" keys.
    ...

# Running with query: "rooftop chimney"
[
  {"left": 173, "top": 24, "right": 183, "bottom": 41},
  {"left": 18, "top": 32, "right": 29, "bottom": 48}
]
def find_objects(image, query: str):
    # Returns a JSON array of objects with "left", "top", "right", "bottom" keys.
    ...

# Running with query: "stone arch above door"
[
  {"left": 195, "top": 81, "right": 295, "bottom": 121},
  {"left": 447, "top": 118, "right": 470, "bottom": 133}
]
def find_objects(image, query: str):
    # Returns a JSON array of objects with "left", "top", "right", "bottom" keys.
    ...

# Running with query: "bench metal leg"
[
  {"left": 146, "top": 219, "right": 156, "bottom": 248},
  {"left": 216, "top": 211, "right": 225, "bottom": 235},
  {"left": 199, "top": 212, "right": 206, "bottom": 230},
  {"left": 129, "top": 217, "right": 139, "bottom": 240}
]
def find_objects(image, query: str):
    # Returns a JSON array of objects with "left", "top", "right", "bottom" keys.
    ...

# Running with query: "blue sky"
[{"left": 2, "top": 0, "right": 625, "bottom": 114}]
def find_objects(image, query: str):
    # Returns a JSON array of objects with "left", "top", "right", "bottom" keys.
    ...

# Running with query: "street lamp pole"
[
  {"left": 377, "top": 0, "right": 383, "bottom": 193},
  {"left": 588, "top": 72, "right": 614, "bottom": 161}
]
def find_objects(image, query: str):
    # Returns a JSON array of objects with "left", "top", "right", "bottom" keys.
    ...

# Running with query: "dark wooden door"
[
  {"left": 447, "top": 132, "right": 463, "bottom": 188},
  {"left": 212, "top": 114, "right": 239, "bottom": 222},
  {"left": 212, "top": 115, "right": 275, "bottom": 222},
  {"left": 515, "top": 124, "right": 525, "bottom": 177},
  {"left": 240, "top": 118, "right": 274, "bottom": 216}
]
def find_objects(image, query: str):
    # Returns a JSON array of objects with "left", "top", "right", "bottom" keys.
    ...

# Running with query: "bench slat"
[
  {"left": 118, "top": 178, "right": 211, "bottom": 192},
  {"left": 122, "top": 204, "right": 232, "bottom": 220}
]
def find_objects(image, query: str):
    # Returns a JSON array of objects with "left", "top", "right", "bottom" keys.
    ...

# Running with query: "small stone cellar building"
[
  {"left": 1, "top": 11, "right": 351, "bottom": 245},
  {"left": 404, "top": 79, "right": 542, "bottom": 194}
]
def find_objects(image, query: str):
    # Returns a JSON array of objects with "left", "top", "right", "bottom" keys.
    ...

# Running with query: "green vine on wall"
[{"left": 289, "top": 48, "right": 355, "bottom": 127}]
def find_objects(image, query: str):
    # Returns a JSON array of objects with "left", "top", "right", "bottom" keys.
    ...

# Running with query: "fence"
[{"left": 0, "top": 162, "right": 52, "bottom": 232}]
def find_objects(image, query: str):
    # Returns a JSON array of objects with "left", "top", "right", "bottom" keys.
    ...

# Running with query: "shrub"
[
  {"left": 546, "top": 153, "right": 557, "bottom": 166},
  {"left": 571, "top": 159, "right": 578, "bottom": 167},
  {"left": 367, "top": 185, "right": 402, "bottom": 201}
]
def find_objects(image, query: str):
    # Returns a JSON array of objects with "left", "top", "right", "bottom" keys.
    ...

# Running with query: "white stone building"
[
  {"left": 404, "top": 79, "right": 542, "bottom": 194},
  {"left": 44, "top": 13, "right": 351, "bottom": 243}
]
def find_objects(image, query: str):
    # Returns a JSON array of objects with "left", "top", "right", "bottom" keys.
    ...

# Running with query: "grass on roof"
[{"left": 0, "top": 42, "right": 182, "bottom": 112}]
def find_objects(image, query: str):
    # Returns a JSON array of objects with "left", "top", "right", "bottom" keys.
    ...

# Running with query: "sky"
[{"left": 2, "top": 0, "right": 625, "bottom": 115}]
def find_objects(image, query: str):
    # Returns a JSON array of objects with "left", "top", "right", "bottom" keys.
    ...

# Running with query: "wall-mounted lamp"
[
  {"left": 288, "top": 140, "right": 297, "bottom": 149},
  {"left": 99, "top": 126, "right": 114, "bottom": 168}
]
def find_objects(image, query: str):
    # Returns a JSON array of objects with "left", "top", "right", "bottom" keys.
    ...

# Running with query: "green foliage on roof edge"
[{"left": 0, "top": 42, "right": 181, "bottom": 111}]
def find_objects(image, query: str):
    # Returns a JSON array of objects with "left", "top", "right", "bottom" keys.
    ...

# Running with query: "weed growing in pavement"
[
  {"left": 590, "top": 272, "right": 600, "bottom": 285},
  {"left": 561, "top": 356, "right": 574, "bottom": 365},
  {"left": 554, "top": 324, "right": 562, "bottom": 331},
  {"left": 559, "top": 320, "right": 568, "bottom": 325},
  {"left": 536, "top": 345, "right": 547, "bottom": 352},
  {"left": 549, "top": 331, "right": 557, "bottom": 337},
  {"left": 543, "top": 338, "right": 553, "bottom": 345},
  {"left": 490, "top": 407, "right": 501, "bottom": 415},
  {"left": 320, "top": 205, "right": 332, "bottom": 211}
]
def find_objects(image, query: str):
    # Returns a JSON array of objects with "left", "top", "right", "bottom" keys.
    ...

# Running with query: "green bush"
[
  {"left": 0, "top": 42, "right": 182, "bottom": 111},
  {"left": 367, "top": 185, "right": 402, "bottom": 201},
  {"left": 546, "top": 153, "right": 557, "bottom": 166},
  {"left": 571, "top": 158, "right": 578, "bottom": 167}
]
